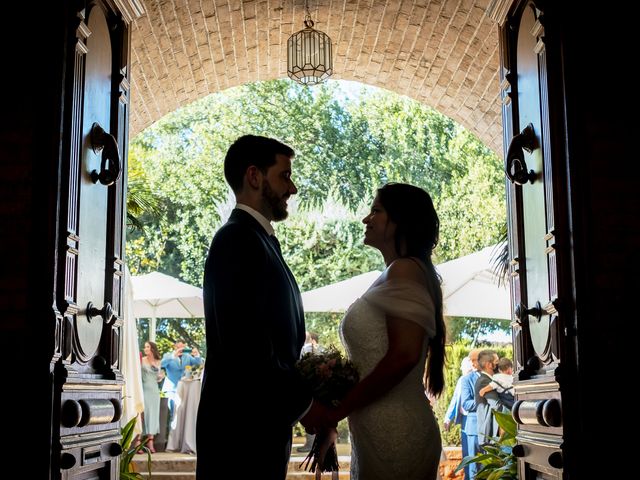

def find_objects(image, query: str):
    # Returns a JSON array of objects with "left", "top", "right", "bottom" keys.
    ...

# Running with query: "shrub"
[{"left": 119, "top": 415, "right": 152, "bottom": 480}]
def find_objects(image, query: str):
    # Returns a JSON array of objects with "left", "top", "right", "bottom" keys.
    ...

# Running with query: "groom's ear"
[{"left": 245, "top": 165, "right": 263, "bottom": 190}]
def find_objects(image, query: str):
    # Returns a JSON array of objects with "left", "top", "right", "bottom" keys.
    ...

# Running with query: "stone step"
[
  {"left": 289, "top": 455, "right": 351, "bottom": 464},
  {"left": 131, "top": 452, "right": 196, "bottom": 473},
  {"left": 130, "top": 452, "right": 352, "bottom": 480},
  {"left": 138, "top": 473, "right": 194, "bottom": 480},
  {"left": 131, "top": 454, "right": 353, "bottom": 471},
  {"left": 288, "top": 455, "right": 351, "bottom": 479},
  {"left": 130, "top": 446, "right": 463, "bottom": 480},
  {"left": 286, "top": 473, "right": 350, "bottom": 479},
  {"left": 134, "top": 472, "right": 349, "bottom": 480}
]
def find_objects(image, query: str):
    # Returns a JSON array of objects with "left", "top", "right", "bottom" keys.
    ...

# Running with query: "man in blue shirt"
[
  {"left": 459, "top": 349, "right": 481, "bottom": 479},
  {"left": 162, "top": 340, "right": 203, "bottom": 422}
]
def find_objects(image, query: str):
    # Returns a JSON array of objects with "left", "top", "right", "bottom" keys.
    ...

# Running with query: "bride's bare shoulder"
[{"left": 386, "top": 257, "right": 427, "bottom": 285}]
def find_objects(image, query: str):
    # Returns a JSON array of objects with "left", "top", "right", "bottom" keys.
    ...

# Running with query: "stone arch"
[{"left": 131, "top": 0, "right": 502, "bottom": 153}]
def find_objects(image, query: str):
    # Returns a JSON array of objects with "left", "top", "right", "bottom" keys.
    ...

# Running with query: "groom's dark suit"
[{"left": 196, "top": 209, "right": 311, "bottom": 479}]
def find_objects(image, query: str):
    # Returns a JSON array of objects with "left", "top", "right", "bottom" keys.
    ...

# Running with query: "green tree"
[
  {"left": 126, "top": 79, "right": 507, "bottom": 347},
  {"left": 447, "top": 317, "right": 511, "bottom": 345}
]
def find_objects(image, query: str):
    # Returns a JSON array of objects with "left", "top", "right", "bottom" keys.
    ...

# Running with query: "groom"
[{"left": 196, "top": 135, "right": 326, "bottom": 479}]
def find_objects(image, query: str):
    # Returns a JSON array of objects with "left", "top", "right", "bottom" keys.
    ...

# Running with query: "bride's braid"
[{"left": 377, "top": 183, "right": 446, "bottom": 397}]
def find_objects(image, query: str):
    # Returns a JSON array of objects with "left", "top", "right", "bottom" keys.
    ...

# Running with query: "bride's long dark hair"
[{"left": 377, "top": 183, "right": 446, "bottom": 397}]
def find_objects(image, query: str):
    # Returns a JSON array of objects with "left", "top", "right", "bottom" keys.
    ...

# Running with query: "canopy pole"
[{"left": 149, "top": 316, "right": 156, "bottom": 342}]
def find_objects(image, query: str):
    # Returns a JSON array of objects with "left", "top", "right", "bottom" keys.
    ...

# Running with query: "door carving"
[
  {"left": 499, "top": 1, "right": 571, "bottom": 478},
  {"left": 52, "top": 1, "right": 132, "bottom": 478},
  {"left": 75, "top": 9, "right": 115, "bottom": 363}
]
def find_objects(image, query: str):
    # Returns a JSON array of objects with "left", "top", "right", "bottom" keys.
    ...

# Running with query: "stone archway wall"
[{"left": 131, "top": 0, "right": 502, "bottom": 153}]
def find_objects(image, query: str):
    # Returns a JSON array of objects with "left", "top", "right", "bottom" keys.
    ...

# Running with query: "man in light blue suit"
[
  {"left": 459, "top": 349, "right": 481, "bottom": 479},
  {"left": 443, "top": 357, "right": 473, "bottom": 430}
]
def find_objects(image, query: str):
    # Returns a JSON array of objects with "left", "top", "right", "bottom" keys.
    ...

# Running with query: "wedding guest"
[
  {"left": 478, "top": 356, "right": 514, "bottom": 409},
  {"left": 474, "top": 349, "right": 504, "bottom": 445},
  {"left": 309, "top": 332, "right": 324, "bottom": 354},
  {"left": 141, "top": 341, "right": 162, "bottom": 453},
  {"left": 493, "top": 357, "right": 514, "bottom": 389},
  {"left": 460, "top": 349, "right": 482, "bottom": 479},
  {"left": 325, "top": 183, "right": 447, "bottom": 480},
  {"left": 300, "top": 331, "right": 323, "bottom": 357},
  {"left": 161, "top": 340, "right": 202, "bottom": 387},
  {"left": 443, "top": 356, "right": 473, "bottom": 431},
  {"left": 162, "top": 340, "right": 202, "bottom": 389},
  {"left": 161, "top": 340, "right": 202, "bottom": 420},
  {"left": 300, "top": 331, "right": 313, "bottom": 356},
  {"left": 195, "top": 135, "right": 328, "bottom": 480}
]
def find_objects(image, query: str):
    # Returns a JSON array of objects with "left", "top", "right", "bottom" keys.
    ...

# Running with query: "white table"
[{"left": 166, "top": 378, "right": 201, "bottom": 454}]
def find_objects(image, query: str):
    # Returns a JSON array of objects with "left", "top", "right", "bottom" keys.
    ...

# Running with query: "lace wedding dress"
[{"left": 340, "top": 276, "right": 442, "bottom": 480}]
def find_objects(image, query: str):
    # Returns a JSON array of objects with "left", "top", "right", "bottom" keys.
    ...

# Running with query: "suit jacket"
[
  {"left": 444, "top": 377, "right": 464, "bottom": 426},
  {"left": 460, "top": 370, "right": 480, "bottom": 435},
  {"left": 474, "top": 371, "right": 503, "bottom": 444},
  {"left": 196, "top": 209, "right": 311, "bottom": 479}
]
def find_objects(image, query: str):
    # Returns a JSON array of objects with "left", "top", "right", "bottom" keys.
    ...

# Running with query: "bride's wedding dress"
[{"left": 340, "top": 277, "right": 442, "bottom": 480}]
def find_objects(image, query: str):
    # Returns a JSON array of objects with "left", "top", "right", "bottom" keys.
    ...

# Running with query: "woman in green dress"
[{"left": 141, "top": 341, "right": 162, "bottom": 452}]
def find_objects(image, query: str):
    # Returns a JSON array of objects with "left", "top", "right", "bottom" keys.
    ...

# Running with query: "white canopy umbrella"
[
  {"left": 300, "top": 245, "right": 511, "bottom": 320},
  {"left": 130, "top": 271, "right": 204, "bottom": 341},
  {"left": 121, "top": 267, "right": 144, "bottom": 434},
  {"left": 438, "top": 245, "right": 511, "bottom": 320},
  {"left": 301, "top": 271, "right": 382, "bottom": 312}
]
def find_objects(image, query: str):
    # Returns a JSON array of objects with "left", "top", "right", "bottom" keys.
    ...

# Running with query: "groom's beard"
[{"left": 262, "top": 179, "right": 289, "bottom": 221}]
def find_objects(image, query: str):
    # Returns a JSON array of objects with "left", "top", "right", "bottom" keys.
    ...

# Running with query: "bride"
[{"left": 326, "top": 183, "right": 446, "bottom": 480}]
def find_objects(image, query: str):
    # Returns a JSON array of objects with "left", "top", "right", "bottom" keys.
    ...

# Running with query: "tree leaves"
[{"left": 126, "top": 79, "right": 507, "bottom": 353}]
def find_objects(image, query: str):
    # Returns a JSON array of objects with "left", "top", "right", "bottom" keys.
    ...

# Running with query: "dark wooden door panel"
[
  {"left": 52, "top": 1, "right": 131, "bottom": 478},
  {"left": 75, "top": 5, "right": 111, "bottom": 365},
  {"left": 515, "top": 4, "right": 552, "bottom": 361},
  {"left": 499, "top": 1, "right": 569, "bottom": 478}
]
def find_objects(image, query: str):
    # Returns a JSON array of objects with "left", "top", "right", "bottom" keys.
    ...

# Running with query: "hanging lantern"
[{"left": 287, "top": 13, "right": 333, "bottom": 86}]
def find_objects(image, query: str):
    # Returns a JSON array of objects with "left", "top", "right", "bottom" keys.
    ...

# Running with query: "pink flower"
[{"left": 316, "top": 362, "right": 333, "bottom": 379}]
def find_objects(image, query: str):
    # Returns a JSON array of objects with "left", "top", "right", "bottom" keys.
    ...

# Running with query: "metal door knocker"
[
  {"left": 505, "top": 123, "right": 537, "bottom": 185},
  {"left": 90, "top": 122, "right": 121, "bottom": 186}
]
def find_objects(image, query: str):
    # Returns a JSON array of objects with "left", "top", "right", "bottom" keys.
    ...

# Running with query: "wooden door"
[
  {"left": 53, "top": 2, "right": 131, "bottom": 478},
  {"left": 499, "top": 1, "right": 569, "bottom": 478}
]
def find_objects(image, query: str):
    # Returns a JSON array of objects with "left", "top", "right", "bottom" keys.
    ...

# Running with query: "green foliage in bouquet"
[
  {"left": 296, "top": 345, "right": 360, "bottom": 407},
  {"left": 296, "top": 345, "right": 360, "bottom": 476},
  {"left": 455, "top": 409, "right": 518, "bottom": 479},
  {"left": 119, "top": 415, "right": 152, "bottom": 480}
]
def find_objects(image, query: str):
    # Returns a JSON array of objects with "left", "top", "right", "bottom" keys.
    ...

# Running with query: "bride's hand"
[
  {"left": 322, "top": 406, "right": 343, "bottom": 429},
  {"left": 301, "top": 400, "right": 332, "bottom": 434}
]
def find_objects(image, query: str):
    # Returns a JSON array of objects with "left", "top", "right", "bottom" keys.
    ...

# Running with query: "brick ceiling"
[{"left": 130, "top": 0, "right": 503, "bottom": 153}]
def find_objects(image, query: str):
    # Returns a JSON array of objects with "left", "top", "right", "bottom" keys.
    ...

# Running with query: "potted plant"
[
  {"left": 120, "top": 415, "right": 152, "bottom": 480},
  {"left": 455, "top": 410, "right": 518, "bottom": 479}
]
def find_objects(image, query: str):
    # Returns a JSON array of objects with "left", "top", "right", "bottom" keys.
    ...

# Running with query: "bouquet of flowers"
[{"left": 296, "top": 345, "right": 359, "bottom": 478}]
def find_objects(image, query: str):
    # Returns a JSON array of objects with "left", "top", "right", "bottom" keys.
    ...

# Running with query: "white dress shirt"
[{"left": 235, "top": 203, "right": 274, "bottom": 235}]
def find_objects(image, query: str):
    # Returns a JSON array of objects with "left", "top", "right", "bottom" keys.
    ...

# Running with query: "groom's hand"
[{"left": 300, "top": 401, "right": 335, "bottom": 434}]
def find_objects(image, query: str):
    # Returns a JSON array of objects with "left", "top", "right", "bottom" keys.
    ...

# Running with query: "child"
[{"left": 479, "top": 357, "right": 514, "bottom": 409}]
